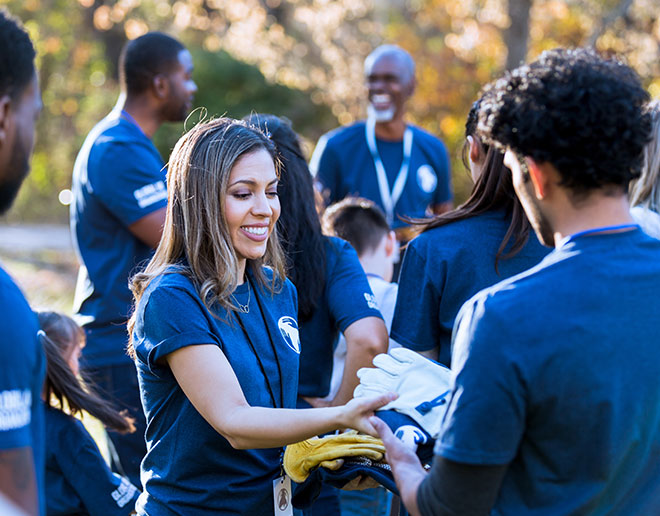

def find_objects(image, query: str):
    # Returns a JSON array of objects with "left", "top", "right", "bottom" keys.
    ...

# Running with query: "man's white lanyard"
[{"left": 365, "top": 118, "right": 413, "bottom": 224}]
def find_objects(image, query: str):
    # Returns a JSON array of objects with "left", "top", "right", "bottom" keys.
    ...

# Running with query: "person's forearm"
[
  {"left": 0, "top": 447, "right": 38, "bottom": 515},
  {"left": 216, "top": 404, "right": 348, "bottom": 449}
]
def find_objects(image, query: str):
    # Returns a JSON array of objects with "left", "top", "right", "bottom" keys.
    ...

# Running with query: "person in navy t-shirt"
[
  {"left": 310, "top": 45, "right": 452, "bottom": 234},
  {"left": 127, "top": 118, "right": 393, "bottom": 516},
  {"left": 374, "top": 49, "right": 660, "bottom": 516},
  {"left": 0, "top": 10, "right": 45, "bottom": 515},
  {"left": 70, "top": 32, "right": 197, "bottom": 485},
  {"left": 38, "top": 312, "right": 140, "bottom": 516},
  {"left": 391, "top": 97, "right": 548, "bottom": 367}
]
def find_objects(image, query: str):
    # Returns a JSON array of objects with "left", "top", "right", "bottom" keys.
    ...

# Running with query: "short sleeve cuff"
[
  {"left": 338, "top": 310, "right": 383, "bottom": 334},
  {"left": 145, "top": 331, "right": 220, "bottom": 372},
  {"left": 0, "top": 428, "right": 31, "bottom": 450},
  {"left": 389, "top": 330, "right": 435, "bottom": 352}
]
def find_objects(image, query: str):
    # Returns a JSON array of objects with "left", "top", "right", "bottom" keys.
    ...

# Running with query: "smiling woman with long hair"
[{"left": 126, "top": 118, "right": 391, "bottom": 516}]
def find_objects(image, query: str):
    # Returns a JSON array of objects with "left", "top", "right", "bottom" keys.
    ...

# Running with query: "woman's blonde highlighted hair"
[
  {"left": 630, "top": 100, "right": 660, "bottom": 211},
  {"left": 128, "top": 118, "right": 286, "bottom": 351}
]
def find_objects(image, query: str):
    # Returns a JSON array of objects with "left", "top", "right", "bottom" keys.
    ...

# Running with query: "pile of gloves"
[{"left": 284, "top": 348, "right": 453, "bottom": 502}]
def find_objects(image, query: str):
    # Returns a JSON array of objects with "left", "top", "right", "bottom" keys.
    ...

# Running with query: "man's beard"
[
  {"left": 160, "top": 100, "right": 188, "bottom": 124},
  {"left": 516, "top": 177, "right": 555, "bottom": 247},
  {"left": 367, "top": 103, "right": 395, "bottom": 123},
  {"left": 0, "top": 136, "right": 30, "bottom": 216}
]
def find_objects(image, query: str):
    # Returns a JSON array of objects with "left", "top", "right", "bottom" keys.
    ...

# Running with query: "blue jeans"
[{"left": 340, "top": 487, "right": 393, "bottom": 516}]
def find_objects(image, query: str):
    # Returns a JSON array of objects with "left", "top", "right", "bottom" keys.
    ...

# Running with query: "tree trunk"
[{"left": 504, "top": 0, "right": 532, "bottom": 70}]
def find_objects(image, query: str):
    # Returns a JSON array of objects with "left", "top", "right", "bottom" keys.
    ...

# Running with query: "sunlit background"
[{"left": 1, "top": 0, "right": 659, "bottom": 310}]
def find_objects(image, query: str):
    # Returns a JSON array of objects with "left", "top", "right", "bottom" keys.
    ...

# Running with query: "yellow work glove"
[{"left": 283, "top": 431, "right": 386, "bottom": 483}]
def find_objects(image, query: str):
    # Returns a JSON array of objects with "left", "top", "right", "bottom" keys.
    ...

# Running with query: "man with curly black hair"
[
  {"left": 0, "top": 8, "right": 44, "bottom": 515},
  {"left": 373, "top": 48, "right": 660, "bottom": 515}
]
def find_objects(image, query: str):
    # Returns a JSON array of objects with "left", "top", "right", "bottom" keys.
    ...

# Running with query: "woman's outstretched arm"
[{"left": 166, "top": 344, "right": 394, "bottom": 449}]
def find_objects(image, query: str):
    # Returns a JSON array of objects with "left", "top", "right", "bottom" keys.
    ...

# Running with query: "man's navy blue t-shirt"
[
  {"left": 297, "top": 237, "right": 383, "bottom": 398},
  {"left": 71, "top": 111, "right": 167, "bottom": 367},
  {"left": 436, "top": 229, "right": 660, "bottom": 515},
  {"left": 45, "top": 407, "right": 139, "bottom": 515},
  {"left": 311, "top": 122, "right": 452, "bottom": 229},
  {"left": 0, "top": 267, "right": 45, "bottom": 515},
  {"left": 391, "top": 211, "right": 548, "bottom": 366},
  {"left": 132, "top": 267, "right": 299, "bottom": 515}
]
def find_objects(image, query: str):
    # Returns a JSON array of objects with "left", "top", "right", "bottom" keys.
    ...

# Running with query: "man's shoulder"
[
  {"left": 0, "top": 268, "right": 39, "bottom": 362},
  {"left": 0, "top": 268, "right": 34, "bottom": 321},
  {"left": 86, "top": 115, "right": 154, "bottom": 158},
  {"left": 410, "top": 124, "right": 448, "bottom": 152}
]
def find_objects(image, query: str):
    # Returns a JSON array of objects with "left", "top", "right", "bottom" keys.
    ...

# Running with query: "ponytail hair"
[{"left": 37, "top": 312, "right": 135, "bottom": 434}]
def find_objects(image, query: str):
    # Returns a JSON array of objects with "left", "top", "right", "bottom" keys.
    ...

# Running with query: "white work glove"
[{"left": 354, "top": 347, "right": 452, "bottom": 438}]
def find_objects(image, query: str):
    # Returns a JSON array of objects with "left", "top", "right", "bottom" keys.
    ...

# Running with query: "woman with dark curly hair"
[{"left": 390, "top": 97, "right": 548, "bottom": 366}]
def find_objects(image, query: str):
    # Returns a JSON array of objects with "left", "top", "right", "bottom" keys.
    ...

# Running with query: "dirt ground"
[{"left": 0, "top": 224, "right": 78, "bottom": 313}]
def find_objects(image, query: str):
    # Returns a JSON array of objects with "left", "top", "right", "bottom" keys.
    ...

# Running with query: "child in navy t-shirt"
[{"left": 37, "top": 312, "right": 140, "bottom": 516}]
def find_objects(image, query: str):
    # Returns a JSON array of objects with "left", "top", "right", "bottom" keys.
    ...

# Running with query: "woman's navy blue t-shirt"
[
  {"left": 132, "top": 267, "right": 299, "bottom": 515},
  {"left": 297, "top": 237, "right": 383, "bottom": 398},
  {"left": 391, "top": 211, "right": 549, "bottom": 367}
]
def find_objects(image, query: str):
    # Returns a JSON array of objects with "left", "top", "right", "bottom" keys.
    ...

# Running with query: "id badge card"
[{"left": 273, "top": 474, "right": 293, "bottom": 516}]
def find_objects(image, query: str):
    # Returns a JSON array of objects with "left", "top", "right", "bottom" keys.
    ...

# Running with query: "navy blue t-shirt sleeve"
[
  {"left": 136, "top": 282, "right": 221, "bottom": 371},
  {"left": 0, "top": 276, "right": 41, "bottom": 451},
  {"left": 434, "top": 294, "right": 526, "bottom": 465},
  {"left": 327, "top": 240, "right": 383, "bottom": 331},
  {"left": 311, "top": 134, "right": 341, "bottom": 204},
  {"left": 90, "top": 141, "right": 167, "bottom": 227},
  {"left": 55, "top": 416, "right": 139, "bottom": 516},
  {"left": 391, "top": 241, "right": 445, "bottom": 352}
]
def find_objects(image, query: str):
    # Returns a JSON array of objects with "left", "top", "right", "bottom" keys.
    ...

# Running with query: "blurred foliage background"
[{"left": 1, "top": 0, "right": 659, "bottom": 224}]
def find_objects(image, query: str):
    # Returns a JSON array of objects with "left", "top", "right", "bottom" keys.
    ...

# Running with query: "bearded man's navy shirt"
[
  {"left": 0, "top": 267, "right": 45, "bottom": 515},
  {"left": 433, "top": 229, "right": 660, "bottom": 515},
  {"left": 311, "top": 122, "right": 452, "bottom": 229}
]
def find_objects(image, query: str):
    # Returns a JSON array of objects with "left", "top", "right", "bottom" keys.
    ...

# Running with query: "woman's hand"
[{"left": 338, "top": 392, "right": 397, "bottom": 436}]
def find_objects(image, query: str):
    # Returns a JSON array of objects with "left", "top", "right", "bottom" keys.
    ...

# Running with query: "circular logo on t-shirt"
[
  {"left": 278, "top": 316, "right": 300, "bottom": 354},
  {"left": 416, "top": 165, "right": 438, "bottom": 193},
  {"left": 394, "top": 425, "right": 428, "bottom": 451}
]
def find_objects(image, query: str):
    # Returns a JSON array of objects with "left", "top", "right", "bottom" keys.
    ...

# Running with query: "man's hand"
[{"left": 371, "top": 416, "right": 425, "bottom": 516}]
